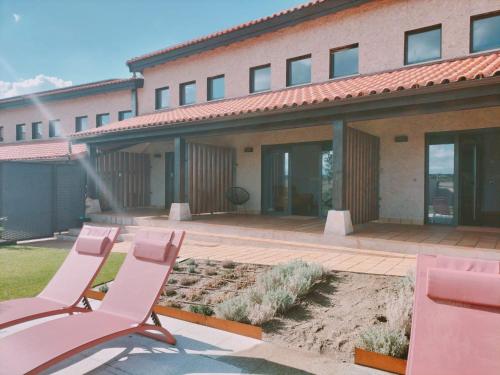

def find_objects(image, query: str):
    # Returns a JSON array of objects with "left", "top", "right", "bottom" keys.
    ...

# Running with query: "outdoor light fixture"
[
  {"left": 394, "top": 135, "right": 408, "bottom": 143},
  {"left": 244, "top": 147, "right": 254, "bottom": 153}
]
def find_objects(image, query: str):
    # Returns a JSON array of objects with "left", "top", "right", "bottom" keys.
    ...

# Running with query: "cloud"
[
  {"left": 13, "top": 13, "right": 20, "bottom": 23},
  {"left": 0, "top": 75, "right": 73, "bottom": 99}
]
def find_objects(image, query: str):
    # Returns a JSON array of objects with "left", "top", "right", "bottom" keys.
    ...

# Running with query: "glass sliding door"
[
  {"left": 262, "top": 148, "right": 290, "bottom": 214},
  {"left": 426, "top": 136, "right": 456, "bottom": 225},
  {"left": 291, "top": 144, "right": 322, "bottom": 216}
]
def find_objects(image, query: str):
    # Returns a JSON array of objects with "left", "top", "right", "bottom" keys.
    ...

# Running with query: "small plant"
[
  {"left": 164, "top": 286, "right": 177, "bottom": 297},
  {"left": 358, "top": 325, "right": 409, "bottom": 359},
  {"left": 173, "top": 262, "right": 181, "bottom": 271},
  {"left": 222, "top": 260, "right": 236, "bottom": 269},
  {"left": 189, "top": 304, "right": 214, "bottom": 316},
  {"left": 185, "top": 258, "right": 196, "bottom": 266},
  {"left": 206, "top": 258, "right": 214, "bottom": 266},
  {"left": 204, "top": 267, "right": 218, "bottom": 276},
  {"left": 168, "top": 278, "right": 177, "bottom": 285},
  {"left": 188, "top": 265, "right": 197, "bottom": 274},
  {"left": 99, "top": 283, "right": 109, "bottom": 293},
  {"left": 179, "top": 276, "right": 198, "bottom": 286},
  {"left": 215, "top": 295, "right": 249, "bottom": 322}
]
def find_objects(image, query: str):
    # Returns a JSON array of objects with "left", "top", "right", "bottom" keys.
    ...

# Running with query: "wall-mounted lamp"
[{"left": 244, "top": 147, "right": 254, "bottom": 153}]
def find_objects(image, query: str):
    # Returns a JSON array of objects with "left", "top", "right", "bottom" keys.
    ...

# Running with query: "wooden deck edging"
[{"left": 84, "top": 290, "right": 262, "bottom": 340}]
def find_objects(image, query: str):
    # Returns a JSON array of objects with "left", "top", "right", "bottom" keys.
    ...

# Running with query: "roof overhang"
[{"left": 127, "top": 0, "right": 371, "bottom": 73}]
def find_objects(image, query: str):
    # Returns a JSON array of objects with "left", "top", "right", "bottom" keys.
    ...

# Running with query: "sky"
[{"left": 0, "top": 0, "right": 305, "bottom": 99}]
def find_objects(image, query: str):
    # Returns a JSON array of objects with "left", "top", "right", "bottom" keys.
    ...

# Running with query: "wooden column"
[
  {"left": 332, "top": 119, "right": 346, "bottom": 211},
  {"left": 174, "top": 137, "right": 187, "bottom": 203}
]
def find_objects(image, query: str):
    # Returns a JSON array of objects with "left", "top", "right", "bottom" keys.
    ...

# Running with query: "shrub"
[
  {"left": 168, "top": 278, "right": 177, "bottom": 285},
  {"left": 99, "top": 283, "right": 109, "bottom": 293},
  {"left": 173, "top": 262, "right": 181, "bottom": 271},
  {"left": 185, "top": 259, "right": 196, "bottom": 266},
  {"left": 222, "top": 260, "right": 236, "bottom": 269},
  {"left": 164, "top": 286, "right": 177, "bottom": 297},
  {"left": 190, "top": 304, "right": 214, "bottom": 316},
  {"left": 179, "top": 276, "right": 198, "bottom": 286},
  {"left": 215, "top": 295, "right": 249, "bottom": 322},
  {"left": 358, "top": 325, "right": 409, "bottom": 359},
  {"left": 188, "top": 265, "right": 197, "bottom": 274},
  {"left": 204, "top": 268, "right": 218, "bottom": 276}
]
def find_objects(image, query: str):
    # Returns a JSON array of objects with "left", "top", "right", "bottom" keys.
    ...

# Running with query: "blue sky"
[{"left": 0, "top": 0, "right": 304, "bottom": 98}]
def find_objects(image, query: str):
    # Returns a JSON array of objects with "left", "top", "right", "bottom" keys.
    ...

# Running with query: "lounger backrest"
[
  {"left": 38, "top": 225, "right": 119, "bottom": 306},
  {"left": 98, "top": 229, "right": 185, "bottom": 323}
]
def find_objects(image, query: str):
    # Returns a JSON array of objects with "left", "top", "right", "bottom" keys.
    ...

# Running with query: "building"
[{"left": 2, "top": 0, "right": 500, "bottom": 235}]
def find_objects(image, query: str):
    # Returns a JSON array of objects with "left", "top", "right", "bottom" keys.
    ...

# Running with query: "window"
[
  {"left": 286, "top": 54, "right": 311, "bottom": 87},
  {"left": 118, "top": 110, "right": 132, "bottom": 121},
  {"left": 32, "top": 122, "right": 43, "bottom": 139},
  {"left": 0, "top": 126, "right": 4, "bottom": 142},
  {"left": 16, "top": 124, "right": 26, "bottom": 141},
  {"left": 49, "top": 120, "right": 61, "bottom": 138},
  {"left": 330, "top": 44, "right": 359, "bottom": 78},
  {"left": 405, "top": 25, "right": 441, "bottom": 65},
  {"left": 471, "top": 12, "right": 500, "bottom": 53},
  {"left": 96, "top": 113, "right": 110, "bottom": 127},
  {"left": 207, "top": 75, "right": 225, "bottom": 101},
  {"left": 75, "top": 116, "right": 88, "bottom": 132},
  {"left": 179, "top": 81, "right": 196, "bottom": 106},
  {"left": 155, "top": 86, "right": 170, "bottom": 109},
  {"left": 250, "top": 64, "right": 271, "bottom": 93}
]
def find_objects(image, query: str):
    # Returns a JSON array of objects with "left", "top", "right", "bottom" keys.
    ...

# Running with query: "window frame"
[
  {"left": 404, "top": 24, "right": 442, "bottom": 66},
  {"left": 118, "top": 110, "right": 132, "bottom": 121},
  {"left": 155, "top": 86, "right": 170, "bottom": 110},
  {"left": 16, "top": 124, "right": 26, "bottom": 141},
  {"left": 470, "top": 10, "right": 500, "bottom": 53},
  {"left": 286, "top": 54, "right": 312, "bottom": 87},
  {"left": 96, "top": 113, "right": 110, "bottom": 127},
  {"left": 249, "top": 64, "right": 271, "bottom": 93},
  {"left": 179, "top": 80, "right": 197, "bottom": 106},
  {"left": 329, "top": 43, "right": 359, "bottom": 79},
  {"left": 49, "top": 119, "right": 61, "bottom": 138},
  {"left": 31, "top": 122, "right": 43, "bottom": 140},
  {"left": 0, "top": 126, "right": 3, "bottom": 142},
  {"left": 207, "top": 74, "right": 225, "bottom": 101},
  {"left": 75, "top": 116, "right": 88, "bottom": 133}
]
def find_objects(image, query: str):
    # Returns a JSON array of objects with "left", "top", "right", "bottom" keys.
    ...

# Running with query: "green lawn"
[{"left": 0, "top": 246, "right": 125, "bottom": 301}]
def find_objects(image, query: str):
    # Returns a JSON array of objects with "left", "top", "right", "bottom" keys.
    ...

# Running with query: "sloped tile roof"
[
  {"left": 0, "top": 139, "right": 87, "bottom": 162},
  {"left": 74, "top": 51, "right": 500, "bottom": 140}
]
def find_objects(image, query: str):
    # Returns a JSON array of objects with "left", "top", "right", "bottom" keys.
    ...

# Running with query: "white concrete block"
[
  {"left": 324, "top": 210, "right": 353, "bottom": 236},
  {"left": 168, "top": 203, "right": 192, "bottom": 221}
]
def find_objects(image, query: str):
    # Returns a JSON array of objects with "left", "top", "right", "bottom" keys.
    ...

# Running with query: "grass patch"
[{"left": 0, "top": 245, "right": 125, "bottom": 301}]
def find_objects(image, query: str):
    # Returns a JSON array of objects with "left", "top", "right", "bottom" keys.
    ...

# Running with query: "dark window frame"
[
  {"left": 179, "top": 80, "right": 197, "bottom": 106},
  {"left": 207, "top": 74, "right": 225, "bottom": 101},
  {"left": 249, "top": 63, "right": 271, "bottom": 93},
  {"left": 16, "top": 124, "right": 26, "bottom": 141},
  {"left": 286, "top": 54, "right": 312, "bottom": 87},
  {"left": 470, "top": 10, "right": 500, "bottom": 53},
  {"left": 329, "top": 43, "right": 359, "bottom": 79},
  {"left": 404, "top": 24, "right": 442, "bottom": 66},
  {"left": 96, "top": 113, "right": 110, "bottom": 127},
  {"left": 155, "top": 86, "right": 170, "bottom": 110},
  {"left": 118, "top": 110, "right": 132, "bottom": 121},
  {"left": 0, "top": 126, "right": 3, "bottom": 142},
  {"left": 49, "top": 119, "right": 61, "bottom": 138},
  {"left": 31, "top": 122, "right": 43, "bottom": 139},
  {"left": 75, "top": 116, "right": 88, "bottom": 133}
]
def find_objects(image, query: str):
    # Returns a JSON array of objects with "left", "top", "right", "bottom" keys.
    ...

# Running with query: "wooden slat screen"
[
  {"left": 96, "top": 151, "right": 150, "bottom": 210},
  {"left": 188, "top": 143, "right": 235, "bottom": 215},
  {"left": 345, "top": 127, "right": 380, "bottom": 224}
]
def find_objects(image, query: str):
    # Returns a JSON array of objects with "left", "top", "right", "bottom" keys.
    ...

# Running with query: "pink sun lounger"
[
  {"left": 0, "top": 225, "right": 119, "bottom": 330},
  {"left": 406, "top": 254, "right": 500, "bottom": 375},
  {"left": 0, "top": 229, "right": 185, "bottom": 375}
]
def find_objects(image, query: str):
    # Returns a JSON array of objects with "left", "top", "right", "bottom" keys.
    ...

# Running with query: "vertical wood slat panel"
[{"left": 345, "top": 127, "right": 380, "bottom": 224}]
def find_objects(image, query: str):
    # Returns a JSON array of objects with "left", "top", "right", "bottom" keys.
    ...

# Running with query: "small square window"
[
  {"left": 250, "top": 64, "right": 271, "bottom": 93},
  {"left": 286, "top": 55, "right": 311, "bottom": 87},
  {"left": 32, "top": 122, "right": 43, "bottom": 139},
  {"left": 75, "top": 116, "right": 88, "bottom": 132},
  {"left": 16, "top": 124, "right": 26, "bottom": 141},
  {"left": 207, "top": 75, "right": 225, "bottom": 101},
  {"left": 180, "top": 81, "right": 196, "bottom": 106},
  {"left": 330, "top": 44, "right": 359, "bottom": 79},
  {"left": 155, "top": 87, "right": 170, "bottom": 109},
  {"left": 471, "top": 12, "right": 500, "bottom": 53},
  {"left": 96, "top": 113, "right": 110, "bottom": 127},
  {"left": 118, "top": 110, "right": 132, "bottom": 121},
  {"left": 405, "top": 25, "right": 441, "bottom": 65},
  {"left": 49, "top": 120, "right": 61, "bottom": 138}
]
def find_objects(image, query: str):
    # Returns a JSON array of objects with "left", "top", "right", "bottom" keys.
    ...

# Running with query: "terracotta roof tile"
[
  {"left": 74, "top": 52, "right": 500, "bottom": 139},
  {"left": 0, "top": 140, "right": 87, "bottom": 162}
]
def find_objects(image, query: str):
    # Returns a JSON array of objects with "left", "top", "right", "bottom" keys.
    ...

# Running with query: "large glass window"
[
  {"left": 405, "top": 25, "right": 441, "bottom": 65},
  {"left": 118, "top": 110, "right": 132, "bottom": 121},
  {"left": 286, "top": 55, "right": 311, "bottom": 87},
  {"left": 250, "top": 64, "right": 271, "bottom": 93},
  {"left": 96, "top": 113, "right": 110, "bottom": 127},
  {"left": 207, "top": 75, "right": 225, "bottom": 101},
  {"left": 16, "top": 124, "right": 26, "bottom": 141},
  {"left": 471, "top": 12, "right": 500, "bottom": 53},
  {"left": 32, "top": 122, "right": 43, "bottom": 139},
  {"left": 75, "top": 116, "right": 88, "bottom": 132},
  {"left": 155, "top": 86, "right": 170, "bottom": 109},
  {"left": 179, "top": 81, "right": 196, "bottom": 106},
  {"left": 49, "top": 120, "right": 61, "bottom": 138},
  {"left": 427, "top": 141, "right": 455, "bottom": 224},
  {"left": 330, "top": 44, "right": 359, "bottom": 78}
]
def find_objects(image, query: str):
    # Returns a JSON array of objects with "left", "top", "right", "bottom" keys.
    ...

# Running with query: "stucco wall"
[
  {"left": 138, "top": 0, "right": 499, "bottom": 114},
  {"left": 0, "top": 90, "right": 131, "bottom": 143},
  {"left": 352, "top": 106, "right": 500, "bottom": 224}
]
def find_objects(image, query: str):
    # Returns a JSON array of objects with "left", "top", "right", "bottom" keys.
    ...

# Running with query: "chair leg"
[{"left": 138, "top": 324, "right": 176, "bottom": 345}]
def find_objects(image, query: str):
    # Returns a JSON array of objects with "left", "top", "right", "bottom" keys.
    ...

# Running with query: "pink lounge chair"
[
  {"left": 406, "top": 254, "right": 500, "bottom": 375},
  {"left": 0, "top": 225, "right": 119, "bottom": 330},
  {"left": 0, "top": 229, "right": 185, "bottom": 375}
]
